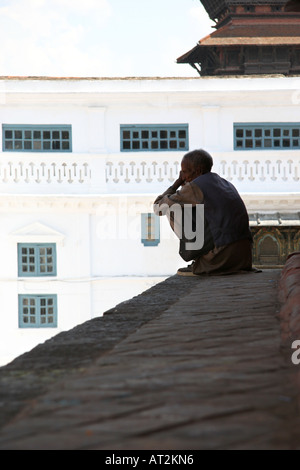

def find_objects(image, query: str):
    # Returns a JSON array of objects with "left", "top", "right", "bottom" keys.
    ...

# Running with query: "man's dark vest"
[{"left": 192, "top": 172, "right": 252, "bottom": 248}]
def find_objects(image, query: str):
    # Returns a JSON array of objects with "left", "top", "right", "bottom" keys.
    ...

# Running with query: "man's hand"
[{"left": 172, "top": 171, "right": 185, "bottom": 191}]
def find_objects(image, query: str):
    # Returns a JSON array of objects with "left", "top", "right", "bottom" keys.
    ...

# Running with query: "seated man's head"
[{"left": 181, "top": 149, "right": 213, "bottom": 183}]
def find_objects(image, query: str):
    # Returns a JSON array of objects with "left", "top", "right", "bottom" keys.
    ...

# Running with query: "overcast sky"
[{"left": 0, "top": 0, "right": 214, "bottom": 77}]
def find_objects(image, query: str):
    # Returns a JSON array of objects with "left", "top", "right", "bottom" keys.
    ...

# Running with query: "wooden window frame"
[
  {"left": 141, "top": 213, "right": 160, "bottom": 246},
  {"left": 121, "top": 124, "right": 189, "bottom": 152},
  {"left": 18, "top": 294, "right": 58, "bottom": 328},
  {"left": 3, "top": 125, "right": 72, "bottom": 152},
  {"left": 234, "top": 123, "right": 300, "bottom": 150},
  {"left": 18, "top": 243, "right": 57, "bottom": 277}
]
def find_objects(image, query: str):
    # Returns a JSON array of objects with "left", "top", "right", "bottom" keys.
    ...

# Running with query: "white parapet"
[
  {"left": 0, "top": 150, "right": 299, "bottom": 195},
  {"left": 105, "top": 151, "right": 300, "bottom": 194}
]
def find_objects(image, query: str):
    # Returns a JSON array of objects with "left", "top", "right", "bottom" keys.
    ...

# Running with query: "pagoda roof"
[
  {"left": 202, "top": 19, "right": 300, "bottom": 44},
  {"left": 210, "top": 17, "right": 300, "bottom": 37},
  {"left": 177, "top": 1, "right": 300, "bottom": 75},
  {"left": 201, "top": 0, "right": 287, "bottom": 20},
  {"left": 177, "top": 17, "right": 300, "bottom": 63}
]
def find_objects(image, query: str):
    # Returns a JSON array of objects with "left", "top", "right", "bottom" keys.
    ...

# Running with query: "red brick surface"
[
  {"left": 2, "top": 269, "right": 300, "bottom": 450},
  {"left": 278, "top": 252, "right": 300, "bottom": 342}
]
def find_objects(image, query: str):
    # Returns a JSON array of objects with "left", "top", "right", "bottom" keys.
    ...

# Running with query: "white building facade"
[{"left": 0, "top": 76, "right": 300, "bottom": 365}]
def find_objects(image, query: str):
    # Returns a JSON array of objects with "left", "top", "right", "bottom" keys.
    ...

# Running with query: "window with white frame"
[
  {"left": 3, "top": 125, "right": 72, "bottom": 152},
  {"left": 234, "top": 123, "right": 300, "bottom": 150},
  {"left": 18, "top": 294, "right": 57, "bottom": 328},
  {"left": 121, "top": 124, "right": 189, "bottom": 152},
  {"left": 141, "top": 213, "right": 160, "bottom": 246}
]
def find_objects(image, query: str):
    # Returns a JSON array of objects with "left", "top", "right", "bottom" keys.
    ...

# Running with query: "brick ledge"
[{"left": 278, "top": 252, "right": 300, "bottom": 343}]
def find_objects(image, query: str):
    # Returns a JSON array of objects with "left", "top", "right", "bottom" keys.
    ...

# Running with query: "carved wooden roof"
[{"left": 201, "top": 0, "right": 287, "bottom": 20}]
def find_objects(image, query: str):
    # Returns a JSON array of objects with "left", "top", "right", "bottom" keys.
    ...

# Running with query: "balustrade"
[
  {"left": 105, "top": 153, "right": 300, "bottom": 192},
  {"left": 105, "top": 159, "right": 180, "bottom": 185},
  {"left": 0, "top": 157, "right": 91, "bottom": 191},
  {"left": 218, "top": 158, "right": 300, "bottom": 183},
  {"left": 0, "top": 153, "right": 298, "bottom": 194}
]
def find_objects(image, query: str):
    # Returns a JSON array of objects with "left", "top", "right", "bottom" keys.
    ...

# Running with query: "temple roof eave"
[
  {"left": 176, "top": 37, "right": 300, "bottom": 65},
  {"left": 177, "top": 2, "right": 300, "bottom": 69},
  {"left": 201, "top": 36, "right": 300, "bottom": 46}
]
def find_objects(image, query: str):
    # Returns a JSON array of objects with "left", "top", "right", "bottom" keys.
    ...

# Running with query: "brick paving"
[{"left": 0, "top": 269, "right": 300, "bottom": 450}]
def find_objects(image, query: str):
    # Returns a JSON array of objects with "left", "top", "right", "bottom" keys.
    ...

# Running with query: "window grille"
[
  {"left": 18, "top": 243, "right": 57, "bottom": 277},
  {"left": 141, "top": 213, "right": 160, "bottom": 246},
  {"left": 121, "top": 125, "right": 189, "bottom": 152},
  {"left": 3, "top": 125, "right": 72, "bottom": 152},
  {"left": 234, "top": 123, "right": 300, "bottom": 150},
  {"left": 19, "top": 294, "right": 57, "bottom": 328}
]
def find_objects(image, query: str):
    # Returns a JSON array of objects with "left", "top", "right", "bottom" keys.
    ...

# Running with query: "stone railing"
[
  {"left": 218, "top": 156, "right": 300, "bottom": 184},
  {"left": 1, "top": 160, "right": 90, "bottom": 184},
  {"left": 105, "top": 151, "right": 300, "bottom": 193},
  {"left": 105, "top": 157, "right": 180, "bottom": 185},
  {"left": 0, "top": 151, "right": 299, "bottom": 194},
  {"left": 0, "top": 154, "right": 93, "bottom": 194}
]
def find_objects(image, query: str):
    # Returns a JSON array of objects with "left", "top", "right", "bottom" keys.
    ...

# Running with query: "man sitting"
[{"left": 153, "top": 149, "right": 253, "bottom": 276}]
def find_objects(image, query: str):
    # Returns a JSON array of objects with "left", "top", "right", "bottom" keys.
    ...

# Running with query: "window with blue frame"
[
  {"left": 234, "top": 123, "right": 300, "bottom": 150},
  {"left": 3, "top": 125, "right": 72, "bottom": 152},
  {"left": 18, "top": 243, "right": 57, "bottom": 277},
  {"left": 141, "top": 213, "right": 160, "bottom": 246},
  {"left": 121, "top": 124, "right": 189, "bottom": 151},
  {"left": 18, "top": 294, "right": 57, "bottom": 328}
]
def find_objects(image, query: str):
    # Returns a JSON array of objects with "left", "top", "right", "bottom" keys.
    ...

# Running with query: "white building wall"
[
  {"left": 0, "top": 194, "right": 182, "bottom": 366},
  {"left": 0, "top": 207, "right": 94, "bottom": 365},
  {"left": 90, "top": 196, "right": 180, "bottom": 277},
  {"left": 0, "top": 76, "right": 300, "bottom": 366}
]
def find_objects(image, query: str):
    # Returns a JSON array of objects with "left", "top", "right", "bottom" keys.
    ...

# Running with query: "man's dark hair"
[{"left": 183, "top": 149, "right": 213, "bottom": 173}]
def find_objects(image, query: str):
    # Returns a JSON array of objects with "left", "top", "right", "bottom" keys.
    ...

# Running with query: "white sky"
[{"left": 0, "top": 0, "right": 214, "bottom": 77}]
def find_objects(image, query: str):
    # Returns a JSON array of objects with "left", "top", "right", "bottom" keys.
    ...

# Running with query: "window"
[
  {"left": 258, "top": 235, "right": 280, "bottom": 265},
  {"left": 234, "top": 123, "right": 300, "bottom": 150},
  {"left": 18, "top": 243, "right": 57, "bottom": 277},
  {"left": 19, "top": 294, "right": 57, "bottom": 328},
  {"left": 121, "top": 125, "right": 189, "bottom": 152},
  {"left": 141, "top": 213, "right": 160, "bottom": 246},
  {"left": 3, "top": 125, "right": 72, "bottom": 152},
  {"left": 226, "top": 49, "right": 240, "bottom": 67}
]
